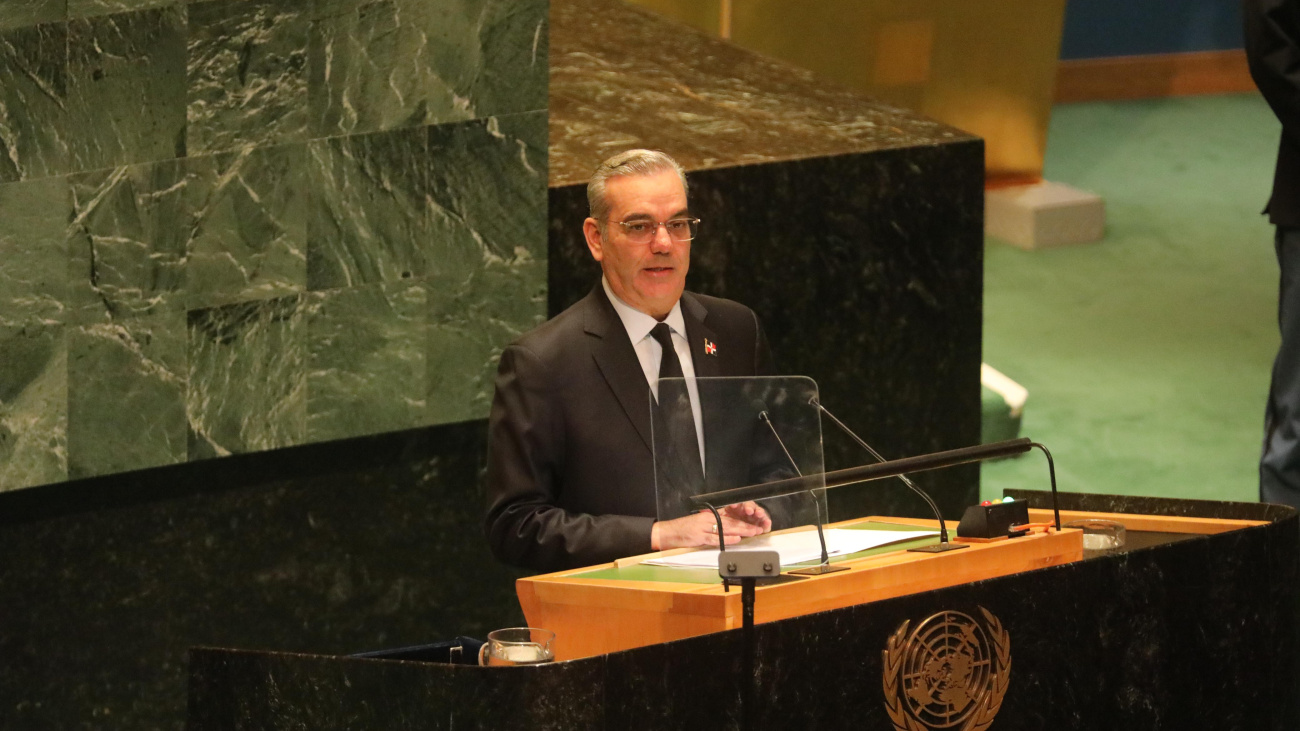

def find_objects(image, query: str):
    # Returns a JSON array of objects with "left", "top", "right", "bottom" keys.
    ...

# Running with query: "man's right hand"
[{"left": 650, "top": 508, "right": 769, "bottom": 551}]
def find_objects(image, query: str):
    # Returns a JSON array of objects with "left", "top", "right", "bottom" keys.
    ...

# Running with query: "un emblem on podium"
[{"left": 882, "top": 607, "right": 1011, "bottom": 731}]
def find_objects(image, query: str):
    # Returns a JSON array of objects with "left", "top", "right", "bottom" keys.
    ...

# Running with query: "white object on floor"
[
  {"left": 985, "top": 180, "right": 1105, "bottom": 249},
  {"left": 981, "top": 363, "right": 1028, "bottom": 418},
  {"left": 643, "top": 527, "right": 938, "bottom": 569}
]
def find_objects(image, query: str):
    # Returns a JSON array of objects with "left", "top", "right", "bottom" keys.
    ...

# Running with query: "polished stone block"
[
  {"left": 0, "top": 323, "right": 67, "bottom": 490},
  {"left": 0, "top": 22, "right": 68, "bottom": 182},
  {"left": 309, "top": 0, "right": 548, "bottom": 139},
  {"left": 187, "top": 296, "right": 306, "bottom": 458},
  {"left": 306, "top": 126, "right": 429, "bottom": 290},
  {"left": 0, "top": 176, "right": 70, "bottom": 326},
  {"left": 425, "top": 111, "right": 547, "bottom": 425},
  {"left": 306, "top": 281, "right": 426, "bottom": 442},
  {"left": 0, "top": 0, "right": 66, "bottom": 30},
  {"left": 185, "top": 144, "right": 308, "bottom": 310},
  {"left": 66, "top": 5, "right": 187, "bottom": 171},
  {"left": 428, "top": 259, "right": 546, "bottom": 425},
  {"left": 186, "top": 0, "right": 310, "bottom": 154},
  {"left": 67, "top": 160, "right": 189, "bottom": 323},
  {"left": 425, "top": 112, "right": 548, "bottom": 287},
  {"left": 67, "top": 313, "right": 187, "bottom": 479}
]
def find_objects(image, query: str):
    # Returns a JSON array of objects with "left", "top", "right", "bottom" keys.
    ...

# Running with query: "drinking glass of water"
[{"left": 477, "top": 628, "right": 556, "bottom": 666}]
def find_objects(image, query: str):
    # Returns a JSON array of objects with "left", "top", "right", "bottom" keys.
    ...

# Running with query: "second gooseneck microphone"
[{"left": 810, "top": 397, "right": 967, "bottom": 553}]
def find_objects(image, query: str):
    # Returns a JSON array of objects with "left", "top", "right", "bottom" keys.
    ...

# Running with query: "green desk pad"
[{"left": 573, "top": 521, "right": 940, "bottom": 584}]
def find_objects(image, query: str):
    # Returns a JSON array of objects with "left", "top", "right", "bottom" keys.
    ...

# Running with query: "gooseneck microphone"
[
  {"left": 810, "top": 397, "right": 966, "bottom": 552},
  {"left": 753, "top": 401, "right": 845, "bottom": 574}
]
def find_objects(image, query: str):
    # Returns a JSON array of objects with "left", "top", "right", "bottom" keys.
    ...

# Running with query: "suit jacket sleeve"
[
  {"left": 483, "top": 343, "right": 654, "bottom": 572},
  {"left": 1246, "top": 0, "right": 1300, "bottom": 144}
]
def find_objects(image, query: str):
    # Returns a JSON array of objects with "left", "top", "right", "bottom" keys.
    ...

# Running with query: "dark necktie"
[{"left": 650, "top": 323, "right": 705, "bottom": 498}]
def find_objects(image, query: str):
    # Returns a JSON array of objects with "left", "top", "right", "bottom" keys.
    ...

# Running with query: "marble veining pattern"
[
  {"left": 67, "top": 159, "right": 189, "bottom": 323},
  {"left": 0, "top": 0, "right": 66, "bottom": 31},
  {"left": 187, "top": 296, "right": 306, "bottom": 458},
  {"left": 306, "top": 281, "right": 426, "bottom": 442},
  {"left": 306, "top": 126, "right": 429, "bottom": 290},
  {"left": 0, "top": 324, "right": 67, "bottom": 490},
  {"left": 0, "top": 176, "right": 69, "bottom": 326},
  {"left": 68, "top": 0, "right": 175, "bottom": 20},
  {"left": 67, "top": 313, "right": 187, "bottom": 478},
  {"left": 0, "top": 22, "right": 68, "bottom": 182},
  {"left": 66, "top": 5, "right": 187, "bottom": 173},
  {"left": 186, "top": 0, "right": 310, "bottom": 155},
  {"left": 185, "top": 144, "right": 308, "bottom": 310},
  {"left": 309, "top": 0, "right": 547, "bottom": 139}
]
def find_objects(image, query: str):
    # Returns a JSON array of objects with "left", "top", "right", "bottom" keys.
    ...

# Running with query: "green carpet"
[{"left": 980, "top": 93, "right": 1283, "bottom": 504}]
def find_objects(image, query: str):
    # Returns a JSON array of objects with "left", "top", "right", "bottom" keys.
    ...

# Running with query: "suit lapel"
[
  {"left": 585, "top": 287, "right": 655, "bottom": 453},
  {"left": 681, "top": 293, "right": 726, "bottom": 487}
]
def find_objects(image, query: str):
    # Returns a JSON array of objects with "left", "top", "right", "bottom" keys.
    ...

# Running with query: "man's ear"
[{"left": 583, "top": 218, "right": 604, "bottom": 262}]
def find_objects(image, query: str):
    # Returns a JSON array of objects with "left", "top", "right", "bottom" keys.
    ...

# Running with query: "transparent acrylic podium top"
[{"left": 651, "top": 375, "right": 826, "bottom": 530}]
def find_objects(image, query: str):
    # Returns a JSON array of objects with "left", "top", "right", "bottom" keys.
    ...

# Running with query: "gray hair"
[{"left": 587, "top": 149, "right": 688, "bottom": 233}]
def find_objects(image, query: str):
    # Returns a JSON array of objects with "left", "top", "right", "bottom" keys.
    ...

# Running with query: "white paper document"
[{"left": 642, "top": 527, "right": 939, "bottom": 569}]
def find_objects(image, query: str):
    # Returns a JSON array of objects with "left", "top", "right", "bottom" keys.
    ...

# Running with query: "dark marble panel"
[
  {"left": 68, "top": 0, "right": 173, "bottom": 19},
  {"left": 426, "top": 111, "right": 548, "bottom": 286},
  {"left": 185, "top": 144, "right": 308, "bottom": 310},
  {"left": 0, "top": 0, "right": 66, "bottom": 30},
  {"left": 67, "top": 160, "right": 189, "bottom": 323},
  {"left": 308, "top": 0, "right": 547, "bottom": 139},
  {"left": 186, "top": 0, "right": 310, "bottom": 154},
  {"left": 187, "top": 296, "right": 306, "bottom": 458},
  {"left": 305, "top": 281, "right": 426, "bottom": 442},
  {"left": 548, "top": 0, "right": 969, "bottom": 186},
  {"left": 0, "top": 176, "right": 69, "bottom": 326},
  {"left": 0, "top": 22, "right": 68, "bottom": 182},
  {"left": 187, "top": 648, "right": 605, "bottom": 730},
  {"left": 428, "top": 258, "right": 546, "bottom": 425},
  {"left": 66, "top": 5, "right": 187, "bottom": 172},
  {"left": 549, "top": 143, "right": 986, "bottom": 520},
  {"left": 306, "top": 125, "right": 428, "bottom": 290},
  {"left": 0, "top": 420, "right": 523, "bottom": 730},
  {"left": 0, "top": 323, "right": 67, "bottom": 490},
  {"left": 423, "top": 111, "right": 548, "bottom": 424},
  {"left": 66, "top": 312, "right": 187, "bottom": 479}
]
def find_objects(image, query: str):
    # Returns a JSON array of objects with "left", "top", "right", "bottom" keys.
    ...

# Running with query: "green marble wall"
[{"left": 0, "top": 0, "right": 549, "bottom": 490}]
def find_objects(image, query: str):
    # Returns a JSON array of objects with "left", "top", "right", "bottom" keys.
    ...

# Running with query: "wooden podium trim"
[
  {"left": 1027, "top": 508, "right": 1267, "bottom": 534},
  {"left": 518, "top": 516, "right": 1084, "bottom": 661}
]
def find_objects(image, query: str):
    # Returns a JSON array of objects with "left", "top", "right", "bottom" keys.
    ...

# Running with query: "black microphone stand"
[
  {"left": 811, "top": 398, "right": 967, "bottom": 553},
  {"left": 757, "top": 410, "right": 847, "bottom": 575}
]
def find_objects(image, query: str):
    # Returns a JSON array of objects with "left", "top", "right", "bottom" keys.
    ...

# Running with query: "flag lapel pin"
[{"left": 704, "top": 339, "right": 717, "bottom": 356}]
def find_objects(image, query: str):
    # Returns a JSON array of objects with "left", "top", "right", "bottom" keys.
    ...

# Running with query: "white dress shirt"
[{"left": 602, "top": 277, "right": 706, "bottom": 472}]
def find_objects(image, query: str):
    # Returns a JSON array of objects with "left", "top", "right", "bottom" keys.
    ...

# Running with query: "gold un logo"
[{"left": 882, "top": 607, "right": 1011, "bottom": 731}]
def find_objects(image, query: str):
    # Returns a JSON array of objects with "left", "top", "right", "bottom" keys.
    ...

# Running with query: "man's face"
[{"left": 583, "top": 170, "right": 690, "bottom": 320}]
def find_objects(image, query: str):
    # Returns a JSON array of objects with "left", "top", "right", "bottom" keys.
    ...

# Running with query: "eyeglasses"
[{"left": 613, "top": 217, "right": 700, "bottom": 244}]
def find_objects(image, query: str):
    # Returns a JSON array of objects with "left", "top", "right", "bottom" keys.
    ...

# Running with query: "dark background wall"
[{"left": 1060, "top": 0, "right": 1243, "bottom": 59}]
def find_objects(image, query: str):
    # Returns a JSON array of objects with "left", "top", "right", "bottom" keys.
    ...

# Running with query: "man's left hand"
[{"left": 721, "top": 501, "right": 772, "bottom": 533}]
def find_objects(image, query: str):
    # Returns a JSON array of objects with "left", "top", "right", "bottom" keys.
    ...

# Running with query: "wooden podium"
[
  {"left": 187, "top": 492, "right": 1297, "bottom": 729},
  {"left": 518, "top": 517, "right": 1088, "bottom": 661}
]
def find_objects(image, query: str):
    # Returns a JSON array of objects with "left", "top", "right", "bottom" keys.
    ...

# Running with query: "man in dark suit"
[
  {"left": 484, "top": 150, "right": 776, "bottom": 571},
  {"left": 1246, "top": 0, "right": 1300, "bottom": 509}
]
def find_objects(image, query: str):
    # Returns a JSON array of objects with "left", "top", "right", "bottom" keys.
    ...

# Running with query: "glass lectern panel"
[{"left": 652, "top": 376, "right": 826, "bottom": 530}]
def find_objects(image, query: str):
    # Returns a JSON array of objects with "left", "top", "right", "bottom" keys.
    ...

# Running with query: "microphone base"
[
  {"left": 908, "top": 541, "right": 970, "bottom": 553},
  {"left": 787, "top": 563, "right": 850, "bottom": 576}
]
